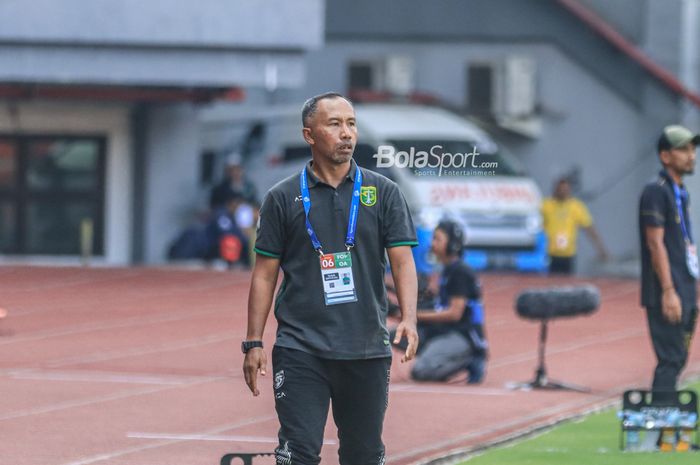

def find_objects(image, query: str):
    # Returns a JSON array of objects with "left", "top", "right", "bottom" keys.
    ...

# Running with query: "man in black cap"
[
  {"left": 639, "top": 124, "right": 700, "bottom": 398},
  {"left": 242, "top": 92, "right": 419, "bottom": 465}
]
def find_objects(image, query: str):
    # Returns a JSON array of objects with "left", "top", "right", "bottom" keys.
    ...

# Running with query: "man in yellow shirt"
[{"left": 541, "top": 178, "right": 608, "bottom": 274}]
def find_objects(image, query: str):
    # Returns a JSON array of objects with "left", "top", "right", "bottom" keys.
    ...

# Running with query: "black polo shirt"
[
  {"left": 639, "top": 170, "right": 697, "bottom": 310},
  {"left": 423, "top": 260, "right": 485, "bottom": 345},
  {"left": 254, "top": 159, "right": 418, "bottom": 359}
]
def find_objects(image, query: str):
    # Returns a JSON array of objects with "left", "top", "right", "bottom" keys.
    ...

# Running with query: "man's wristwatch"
[{"left": 241, "top": 340, "right": 264, "bottom": 354}]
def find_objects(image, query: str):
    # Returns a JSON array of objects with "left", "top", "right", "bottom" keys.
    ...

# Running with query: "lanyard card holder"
[
  {"left": 300, "top": 165, "right": 363, "bottom": 306},
  {"left": 320, "top": 252, "right": 358, "bottom": 305}
]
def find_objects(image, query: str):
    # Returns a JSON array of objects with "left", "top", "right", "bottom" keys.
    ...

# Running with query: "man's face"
[
  {"left": 554, "top": 181, "right": 571, "bottom": 200},
  {"left": 431, "top": 228, "right": 449, "bottom": 259},
  {"left": 226, "top": 165, "right": 243, "bottom": 180},
  {"left": 662, "top": 143, "right": 697, "bottom": 176},
  {"left": 302, "top": 97, "right": 357, "bottom": 164}
]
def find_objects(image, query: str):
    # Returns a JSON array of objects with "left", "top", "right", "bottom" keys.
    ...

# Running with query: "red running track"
[{"left": 0, "top": 266, "right": 698, "bottom": 465}]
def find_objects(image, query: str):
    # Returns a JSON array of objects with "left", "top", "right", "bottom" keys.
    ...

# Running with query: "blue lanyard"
[
  {"left": 300, "top": 165, "right": 363, "bottom": 255},
  {"left": 672, "top": 182, "right": 693, "bottom": 243}
]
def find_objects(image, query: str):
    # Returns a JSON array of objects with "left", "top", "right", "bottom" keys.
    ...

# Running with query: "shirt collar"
[
  {"left": 550, "top": 196, "right": 571, "bottom": 204},
  {"left": 306, "top": 159, "right": 358, "bottom": 188},
  {"left": 660, "top": 169, "right": 687, "bottom": 191}
]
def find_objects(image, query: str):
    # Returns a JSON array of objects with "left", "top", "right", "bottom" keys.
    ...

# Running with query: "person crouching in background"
[{"left": 391, "top": 219, "right": 488, "bottom": 383}]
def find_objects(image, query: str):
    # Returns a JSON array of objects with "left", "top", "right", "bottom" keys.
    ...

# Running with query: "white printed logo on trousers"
[
  {"left": 274, "top": 370, "right": 285, "bottom": 390},
  {"left": 275, "top": 441, "right": 292, "bottom": 465}
]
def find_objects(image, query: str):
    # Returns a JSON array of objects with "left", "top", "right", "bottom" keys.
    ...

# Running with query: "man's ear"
[
  {"left": 302, "top": 127, "right": 314, "bottom": 146},
  {"left": 659, "top": 149, "right": 671, "bottom": 166}
]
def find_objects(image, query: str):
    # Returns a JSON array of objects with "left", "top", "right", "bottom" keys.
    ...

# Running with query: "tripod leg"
[{"left": 508, "top": 319, "right": 591, "bottom": 392}]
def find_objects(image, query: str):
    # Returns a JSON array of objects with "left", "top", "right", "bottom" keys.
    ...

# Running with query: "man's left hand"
[{"left": 393, "top": 320, "right": 419, "bottom": 363}]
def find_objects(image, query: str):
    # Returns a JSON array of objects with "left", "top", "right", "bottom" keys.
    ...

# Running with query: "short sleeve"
[
  {"left": 254, "top": 192, "right": 285, "bottom": 258},
  {"left": 575, "top": 200, "right": 593, "bottom": 228},
  {"left": 639, "top": 185, "right": 667, "bottom": 228},
  {"left": 382, "top": 181, "right": 418, "bottom": 248},
  {"left": 445, "top": 267, "right": 481, "bottom": 300}
]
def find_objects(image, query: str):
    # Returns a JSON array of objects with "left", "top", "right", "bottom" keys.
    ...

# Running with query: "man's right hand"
[
  {"left": 393, "top": 320, "right": 419, "bottom": 363},
  {"left": 662, "top": 287, "right": 682, "bottom": 324},
  {"left": 243, "top": 348, "right": 267, "bottom": 396}
]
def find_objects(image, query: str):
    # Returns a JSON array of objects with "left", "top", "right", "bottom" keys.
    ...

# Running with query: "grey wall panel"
[
  {"left": 578, "top": 0, "right": 647, "bottom": 43},
  {"left": 325, "top": 0, "right": 646, "bottom": 109},
  {"left": 0, "top": 46, "right": 306, "bottom": 88},
  {"left": 0, "top": 0, "right": 323, "bottom": 50}
]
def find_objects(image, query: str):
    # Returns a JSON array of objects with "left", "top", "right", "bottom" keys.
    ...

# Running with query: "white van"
[{"left": 200, "top": 103, "right": 547, "bottom": 272}]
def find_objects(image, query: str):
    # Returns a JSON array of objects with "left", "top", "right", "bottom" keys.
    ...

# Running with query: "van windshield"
[{"left": 386, "top": 140, "right": 523, "bottom": 177}]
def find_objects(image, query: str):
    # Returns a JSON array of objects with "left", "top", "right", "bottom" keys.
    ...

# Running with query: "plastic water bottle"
[
  {"left": 677, "top": 413, "right": 697, "bottom": 452},
  {"left": 626, "top": 430, "right": 640, "bottom": 451},
  {"left": 619, "top": 411, "right": 644, "bottom": 451},
  {"left": 660, "top": 428, "right": 676, "bottom": 452},
  {"left": 640, "top": 429, "right": 660, "bottom": 451},
  {"left": 677, "top": 429, "right": 692, "bottom": 452}
]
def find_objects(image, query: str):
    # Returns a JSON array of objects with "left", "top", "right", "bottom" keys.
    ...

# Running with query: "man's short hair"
[{"left": 301, "top": 92, "right": 352, "bottom": 127}]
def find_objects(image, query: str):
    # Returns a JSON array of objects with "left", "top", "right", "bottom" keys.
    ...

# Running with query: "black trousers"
[
  {"left": 645, "top": 306, "right": 698, "bottom": 397},
  {"left": 272, "top": 346, "right": 391, "bottom": 465},
  {"left": 548, "top": 256, "right": 574, "bottom": 275}
]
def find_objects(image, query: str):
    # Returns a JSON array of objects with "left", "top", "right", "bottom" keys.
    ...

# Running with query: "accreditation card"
[{"left": 319, "top": 251, "right": 358, "bottom": 306}]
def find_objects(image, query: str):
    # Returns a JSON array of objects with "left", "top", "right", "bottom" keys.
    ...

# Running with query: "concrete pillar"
[{"left": 142, "top": 103, "right": 200, "bottom": 264}]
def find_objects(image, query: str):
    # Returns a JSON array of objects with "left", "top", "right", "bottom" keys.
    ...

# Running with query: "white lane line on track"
[
  {"left": 5, "top": 369, "right": 223, "bottom": 385},
  {"left": 1, "top": 368, "right": 507, "bottom": 394},
  {"left": 390, "top": 384, "right": 512, "bottom": 396},
  {"left": 59, "top": 415, "right": 278, "bottom": 465},
  {"left": 2, "top": 267, "right": 248, "bottom": 294},
  {"left": 1, "top": 270, "right": 141, "bottom": 294},
  {"left": 45, "top": 332, "right": 236, "bottom": 368},
  {"left": 126, "top": 432, "right": 337, "bottom": 445},
  {"left": 7, "top": 275, "right": 248, "bottom": 317},
  {"left": 489, "top": 326, "right": 646, "bottom": 369},
  {"left": 0, "top": 376, "right": 226, "bottom": 421},
  {"left": 0, "top": 306, "right": 224, "bottom": 346}
]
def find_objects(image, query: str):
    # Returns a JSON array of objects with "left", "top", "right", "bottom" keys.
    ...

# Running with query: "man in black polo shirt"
[
  {"left": 639, "top": 124, "right": 700, "bottom": 399},
  {"left": 242, "top": 92, "right": 419, "bottom": 465}
]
